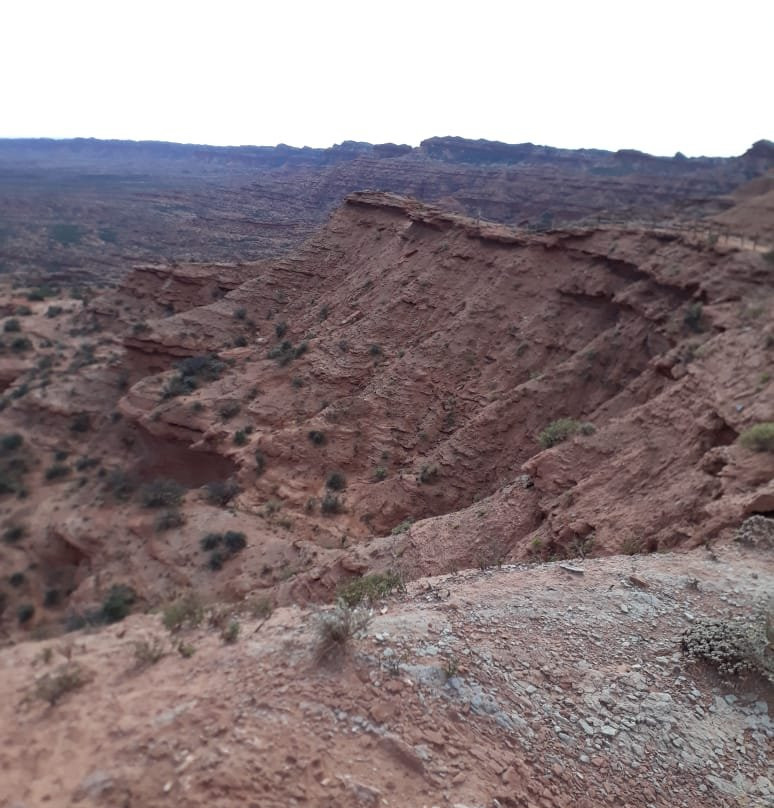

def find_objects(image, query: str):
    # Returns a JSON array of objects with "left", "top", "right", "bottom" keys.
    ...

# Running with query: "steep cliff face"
[
  {"left": 0, "top": 192, "right": 771, "bottom": 634},
  {"left": 0, "top": 136, "right": 770, "bottom": 284}
]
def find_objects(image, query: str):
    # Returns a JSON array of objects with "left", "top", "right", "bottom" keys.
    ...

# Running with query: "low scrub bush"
[
  {"left": 205, "top": 478, "right": 240, "bottom": 506},
  {"left": 218, "top": 401, "right": 241, "bottom": 420},
  {"left": 140, "top": 478, "right": 184, "bottom": 508},
  {"left": 321, "top": 493, "right": 342, "bottom": 514},
  {"left": 683, "top": 609, "right": 773, "bottom": 683},
  {"left": 162, "top": 593, "right": 204, "bottom": 632},
  {"left": 132, "top": 636, "right": 166, "bottom": 670},
  {"left": 221, "top": 620, "right": 240, "bottom": 644},
  {"left": 199, "top": 530, "right": 246, "bottom": 570},
  {"left": 739, "top": 422, "right": 774, "bottom": 452},
  {"left": 45, "top": 463, "right": 70, "bottom": 481},
  {"left": 0, "top": 433, "right": 23, "bottom": 454},
  {"left": 538, "top": 418, "right": 594, "bottom": 449},
  {"left": 162, "top": 354, "right": 224, "bottom": 399},
  {"left": 69, "top": 413, "right": 91, "bottom": 433},
  {"left": 155, "top": 509, "right": 185, "bottom": 532},
  {"left": 683, "top": 302, "right": 705, "bottom": 333},
  {"left": 337, "top": 571, "right": 405, "bottom": 607},
  {"left": 3, "top": 524, "right": 25, "bottom": 543},
  {"left": 390, "top": 517, "right": 413, "bottom": 535},
  {"left": 326, "top": 471, "right": 346, "bottom": 491},
  {"left": 417, "top": 463, "right": 438, "bottom": 484},
  {"left": 101, "top": 584, "right": 137, "bottom": 623},
  {"left": 105, "top": 468, "right": 138, "bottom": 501},
  {"left": 33, "top": 662, "right": 87, "bottom": 705}
]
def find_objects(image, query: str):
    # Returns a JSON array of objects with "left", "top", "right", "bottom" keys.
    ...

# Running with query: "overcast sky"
[{"left": 2, "top": 0, "right": 771, "bottom": 156}]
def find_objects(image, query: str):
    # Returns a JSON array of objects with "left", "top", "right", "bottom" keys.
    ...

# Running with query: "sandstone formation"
[{"left": 0, "top": 191, "right": 771, "bottom": 626}]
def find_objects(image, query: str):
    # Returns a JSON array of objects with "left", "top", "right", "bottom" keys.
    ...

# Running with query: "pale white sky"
[{"left": 1, "top": 0, "right": 771, "bottom": 156}]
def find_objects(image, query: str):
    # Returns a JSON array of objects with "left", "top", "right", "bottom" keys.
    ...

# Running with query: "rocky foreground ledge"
[{"left": 1, "top": 540, "right": 770, "bottom": 808}]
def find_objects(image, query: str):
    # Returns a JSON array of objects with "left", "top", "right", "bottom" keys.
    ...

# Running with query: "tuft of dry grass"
[
  {"left": 132, "top": 636, "right": 166, "bottom": 670},
  {"left": 313, "top": 602, "right": 371, "bottom": 665},
  {"left": 32, "top": 662, "right": 89, "bottom": 705}
]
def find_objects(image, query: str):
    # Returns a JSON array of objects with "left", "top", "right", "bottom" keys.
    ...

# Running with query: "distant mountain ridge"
[{"left": 0, "top": 135, "right": 771, "bottom": 284}]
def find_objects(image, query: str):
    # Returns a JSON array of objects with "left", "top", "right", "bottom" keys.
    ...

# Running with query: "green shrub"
[
  {"left": 369, "top": 344, "right": 382, "bottom": 357},
  {"left": 201, "top": 532, "right": 221, "bottom": 551},
  {"left": 3, "top": 524, "right": 25, "bottom": 543},
  {"left": 74, "top": 456, "right": 99, "bottom": 471},
  {"left": 140, "top": 478, "right": 184, "bottom": 508},
  {"left": 45, "top": 463, "right": 70, "bottom": 481},
  {"left": 0, "top": 433, "right": 22, "bottom": 454},
  {"left": 205, "top": 478, "right": 240, "bottom": 506},
  {"left": 321, "top": 493, "right": 342, "bottom": 514},
  {"left": 233, "top": 307, "right": 247, "bottom": 320},
  {"left": 233, "top": 429, "right": 248, "bottom": 446},
  {"left": 684, "top": 302, "right": 704, "bottom": 333},
  {"left": 9, "top": 571, "right": 25, "bottom": 587},
  {"left": 27, "top": 285, "right": 58, "bottom": 301},
  {"left": 3, "top": 318, "right": 20, "bottom": 333},
  {"left": 101, "top": 584, "right": 137, "bottom": 623},
  {"left": 10, "top": 337, "right": 31, "bottom": 353},
  {"left": 275, "top": 321, "right": 287, "bottom": 339},
  {"left": 44, "top": 588, "right": 61, "bottom": 608},
  {"left": 208, "top": 551, "right": 226, "bottom": 570},
  {"left": 338, "top": 571, "right": 405, "bottom": 607},
  {"left": 538, "top": 418, "right": 592, "bottom": 449},
  {"left": 390, "top": 518, "right": 413, "bottom": 535},
  {"left": 308, "top": 430, "right": 326, "bottom": 445},
  {"left": 417, "top": 463, "right": 438, "bottom": 484},
  {"left": 105, "top": 468, "right": 137, "bottom": 501},
  {"left": 69, "top": 413, "right": 91, "bottom": 433},
  {"left": 373, "top": 466, "right": 387, "bottom": 481},
  {"left": 162, "top": 354, "right": 224, "bottom": 399},
  {"left": 162, "top": 593, "right": 203, "bottom": 632},
  {"left": 221, "top": 620, "right": 240, "bottom": 644},
  {"left": 45, "top": 306, "right": 63, "bottom": 318},
  {"left": 219, "top": 402, "right": 241, "bottom": 420},
  {"left": 155, "top": 510, "right": 185, "bottom": 532},
  {"left": 254, "top": 450, "right": 266, "bottom": 476},
  {"left": 17, "top": 603, "right": 35, "bottom": 624},
  {"left": 739, "top": 423, "right": 774, "bottom": 452},
  {"left": 223, "top": 530, "right": 246, "bottom": 554},
  {"left": 326, "top": 471, "right": 346, "bottom": 491}
]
